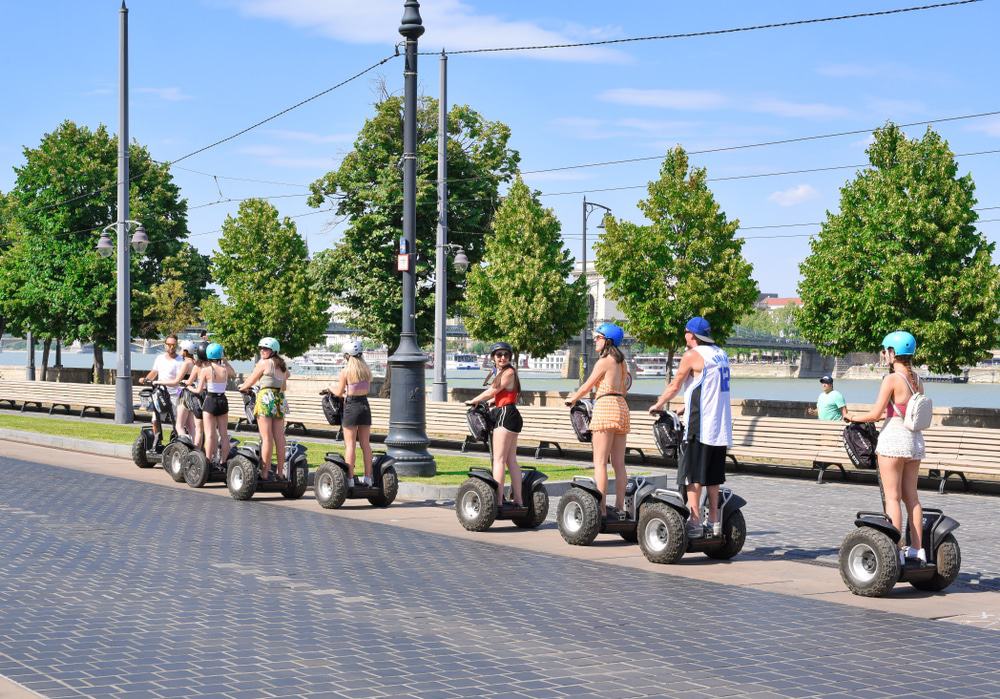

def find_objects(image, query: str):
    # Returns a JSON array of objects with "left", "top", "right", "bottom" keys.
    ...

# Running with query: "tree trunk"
[
  {"left": 40, "top": 338, "right": 52, "bottom": 381},
  {"left": 55, "top": 339, "right": 62, "bottom": 370},
  {"left": 93, "top": 345, "right": 105, "bottom": 383},
  {"left": 0, "top": 316, "right": 6, "bottom": 343},
  {"left": 380, "top": 360, "right": 392, "bottom": 398}
]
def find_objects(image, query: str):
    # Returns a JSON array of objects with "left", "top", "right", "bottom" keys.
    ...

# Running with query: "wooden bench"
[{"left": 0, "top": 379, "right": 125, "bottom": 418}]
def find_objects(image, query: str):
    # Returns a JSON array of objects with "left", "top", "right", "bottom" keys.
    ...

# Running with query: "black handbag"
[
  {"left": 843, "top": 422, "right": 879, "bottom": 470},
  {"left": 321, "top": 391, "right": 344, "bottom": 426},
  {"left": 466, "top": 403, "right": 494, "bottom": 444},
  {"left": 569, "top": 399, "right": 594, "bottom": 443}
]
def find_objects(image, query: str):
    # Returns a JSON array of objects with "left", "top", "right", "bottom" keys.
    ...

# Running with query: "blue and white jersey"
[{"left": 681, "top": 344, "right": 732, "bottom": 448}]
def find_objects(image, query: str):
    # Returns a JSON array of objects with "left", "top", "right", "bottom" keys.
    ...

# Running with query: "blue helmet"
[
  {"left": 595, "top": 322, "right": 625, "bottom": 347},
  {"left": 206, "top": 342, "right": 224, "bottom": 360},
  {"left": 882, "top": 331, "right": 916, "bottom": 356}
]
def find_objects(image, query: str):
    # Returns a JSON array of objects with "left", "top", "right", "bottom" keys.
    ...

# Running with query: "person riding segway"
[
  {"left": 839, "top": 331, "right": 961, "bottom": 596},
  {"left": 181, "top": 342, "right": 237, "bottom": 488},
  {"left": 455, "top": 342, "right": 549, "bottom": 531},
  {"left": 315, "top": 341, "right": 399, "bottom": 509},
  {"left": 156, "top": 340, "right": 200, "bottom": 482}
]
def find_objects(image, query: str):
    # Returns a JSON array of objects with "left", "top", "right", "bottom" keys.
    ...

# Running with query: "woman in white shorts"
[{"left": 846, "top": 331, "right": 926, "bottom": 563}]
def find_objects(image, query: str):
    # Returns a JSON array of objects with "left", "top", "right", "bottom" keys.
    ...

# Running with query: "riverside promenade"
[{"left": 1, "top": 439, "right": 999, "bottom": 698}]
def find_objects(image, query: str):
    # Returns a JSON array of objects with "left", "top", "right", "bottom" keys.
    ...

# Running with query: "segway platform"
[
  {"left": 314, "top": 452, "right": 399, "bottom": 508},
  {"left": 455, "top": 467, "right": 549, "bottom": 531},
  {"left": 226, "top": 441, "right": 309, "bottom": 501}
]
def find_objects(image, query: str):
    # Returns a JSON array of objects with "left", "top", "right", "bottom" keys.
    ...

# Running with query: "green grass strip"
[{"left": 0, "top": 413, "right": 600, "bottom": 485}]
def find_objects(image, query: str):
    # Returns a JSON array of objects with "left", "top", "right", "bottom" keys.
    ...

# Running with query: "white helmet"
[
  {"left": 179, "top": 340, "right": 195, "bottom": 353},
  {"left": 341, "top": 340, "right": 364, "bottom": 357}
]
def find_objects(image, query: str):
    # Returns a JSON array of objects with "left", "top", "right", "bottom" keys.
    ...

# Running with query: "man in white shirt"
[
  {"left": 141, "top": 334, "right": 184, "bottom": 441},
  {"left": 649, "top": 317, "right": 732, "bottom": 539}
]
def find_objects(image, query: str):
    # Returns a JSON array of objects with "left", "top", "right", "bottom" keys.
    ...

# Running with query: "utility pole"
[
  {"left": 431, "top": 49, "right": 449, "bottom": 403},
  {"left": 115, "top": 0, "right": 134, "bottom": 423}
]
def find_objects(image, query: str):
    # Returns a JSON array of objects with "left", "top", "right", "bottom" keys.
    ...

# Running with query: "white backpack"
[{"left": 900, "top": 374, "right": 933, "bottom": 432}]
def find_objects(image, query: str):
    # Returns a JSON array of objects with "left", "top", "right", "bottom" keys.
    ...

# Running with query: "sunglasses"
[
  {"left": 494, "top": 352, "right": 511, "bottom": 359},
  {"left": 164, "top": 343, "right": 177, "bottom": 348}
]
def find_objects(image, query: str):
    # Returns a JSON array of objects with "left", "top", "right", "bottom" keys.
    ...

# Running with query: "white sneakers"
[{"left": 900, "top": 546, "right": 928, "bottom": 565}]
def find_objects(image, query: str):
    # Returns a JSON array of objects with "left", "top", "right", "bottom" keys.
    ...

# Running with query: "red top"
[{"left": 494, "top": 368, "right": 518, "bottom": 407}]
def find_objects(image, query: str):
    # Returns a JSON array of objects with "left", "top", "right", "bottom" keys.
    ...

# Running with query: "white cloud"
[
  {"left": 238, "top": 144, "right": 336, "bottom": 170},
  {"left": 599, "top": 88, "right": 727, "bottom": 110},
  {"left": 968, "top": 117, "right": 1000, "bottom": 138},
  {"left": 231, "top": 0, "right": 626, "bottom": 63},
  {"left": 769, "top": 184, "right": 819, "bottom": 207},
  {"left": 268, "top": 129, "right": 354, "bottom": 144},
  {"left": 751, "top": 99, "right": 849, "bottom": 119},
  {"left": 616, "top": 118, "right": 697, "bottom": 134},
  {"left": 869, "top": 98, "right": 926, "bottom": 118},
  {"left": 137, "top": 87, "right": 192, "bottom": 102}
]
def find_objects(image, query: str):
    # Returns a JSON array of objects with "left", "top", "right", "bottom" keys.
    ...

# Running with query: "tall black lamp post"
[
  {"left": 386, "top": 0, "right": 435, "bottom": 476},
  {"left": 580, "top": 196, "right": 611, "bottom": 382}
]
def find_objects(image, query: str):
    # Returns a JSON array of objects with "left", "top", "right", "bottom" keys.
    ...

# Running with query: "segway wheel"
[
  {"left": 839, "top": 527, "right": 900, "bottom": 597},
  {"left": 556, "top": 489, "right": 601, "bottom": 546},
  {"left": 910, "top": 534, "right": 961, "bottom": 592},
  {"left": 455, "top": 478, "right": 497, "bottom": 531},
  {"left": 131, "top": 435, "right": 152, "bottom": 469},
  {"left": 511, "top": 487, "right": 549, "bottom": 529},
  {"left": 703, "top": 509, "right": 747, "bottom": 560},
  {"left": 227, "top": 456, "right": 258, "bottom": 501},
  {"left": 161, "top": 442, "right": 188, "bottom": 483},
  {"left": 314, "top": 463, "right": 347, "bottom": 509},
  {"left": 637, "top": 501, "right": 686, "bottom": 564},
  {"left": 182, "top": 451, "right": 210, "bottom": 489},
  {"left": 368, "top": 466, "right": 399, "bottom": 508},
  {"left": 281, "top": 464, "right": 309, "bottom": 500}
]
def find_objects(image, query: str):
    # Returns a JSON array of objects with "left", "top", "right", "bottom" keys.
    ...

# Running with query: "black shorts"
[
  {"left": 202, "top": 392, "right": 229, "bottom": 417},
  {"left": 342, "top": 396, "right": 372, "bottom": 428},
  {"left": 490, "top": 405, "right": 522, "bottom": 434},
  {"left": 678, "top": 439, "right": 727, "bottom": 487}
]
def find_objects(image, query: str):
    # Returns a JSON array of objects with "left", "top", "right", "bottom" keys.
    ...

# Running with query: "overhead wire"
[{"left": 419, "top": 0, "right": 983, "bottom": 55}]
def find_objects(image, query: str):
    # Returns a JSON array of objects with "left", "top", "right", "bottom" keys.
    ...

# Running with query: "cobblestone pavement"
[
  {"left": 547, "top": 468, "right": 1000, "bottom": 592},
  {"left": 2, "top": 454, "right": 999, "bottom": 699}
]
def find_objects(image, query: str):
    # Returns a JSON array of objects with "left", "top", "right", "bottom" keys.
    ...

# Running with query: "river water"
[{"left": 3, "top": 351, "right": 998, "bottom": 409}]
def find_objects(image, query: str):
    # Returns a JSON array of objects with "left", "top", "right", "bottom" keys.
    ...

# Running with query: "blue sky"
[{"left": 2, "top": 0, "right": 999, "bottom": 296}]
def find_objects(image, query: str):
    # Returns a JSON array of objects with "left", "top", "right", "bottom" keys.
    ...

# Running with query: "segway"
[
  {"left": 226, "top": 440, "right": 310, "bottom": 501},
  {"left": 455, "top": 403, "right": 550, "bottom": 531},
  {"left": 838, "top": 422, "right": 961, "bottom": 597},
  {"left": 314, "top": 451, "right": 399, "bottom": 508},
  {"left": 132, "top": 384, "right": 196, "bottom": 478},
  {"left": 181, "top": 388, "right": 248, "bottom": 488}
]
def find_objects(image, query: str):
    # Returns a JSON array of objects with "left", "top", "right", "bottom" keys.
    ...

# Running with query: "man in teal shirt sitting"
[{"left": 811, "top": 375, "right": 847, "bottom": 420}]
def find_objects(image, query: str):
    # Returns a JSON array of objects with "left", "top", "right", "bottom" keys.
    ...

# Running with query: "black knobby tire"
[
  {"left": 455, "top": 478, "right": 497, "bottom": 531},
  {"left": 368, "top": 467, "right": 399, "bottom": 508},
  {"left": 227, "top": 455, "right": 258, "bottom": 501},
  {"left": 161, "top": 442, "right": 188, "bottom": 483},
  {"left": 281, "top": 464, "right": 309, "bottom": 500},
  {"left": 182, "top": 451, "right": 210, "bottom": 489},
  {"left": 704, "top": 509, "right": 747, "bottom": 560},
  {"left": 556, "top": 489, "right": 601, "bottom": 546},
  {"left": 637, "top": 501, "right": 686, "bottom": 564},
  {"left": 511, "top": 487, "right": 549, "bottom": 529},
  {"left": 314, "top": 463, "right": 347, "bottom": 509},
  {"left": 910, "top": 534, "right": 961, "bottom": 592},
  {"left": 839, "top": 526, "right": 900, "bottom": 597},
  {"left": 131, "top": 435, "right": 151, "bottom": 469}
]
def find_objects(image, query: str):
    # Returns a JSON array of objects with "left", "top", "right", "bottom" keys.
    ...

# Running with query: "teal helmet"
[
  {"left": 882, "top": 331, "right": 916, "bottom": 357},
  {"left": 206, "top": 342, "right": 224, "bottom": 360},
  {"left": 258, "top": 337, "right": 280, "bottom": 353}
]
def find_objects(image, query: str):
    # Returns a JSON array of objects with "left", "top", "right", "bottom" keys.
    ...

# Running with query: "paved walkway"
[{"left": 1, "top": 442, "right": 999, "bottom": 698}]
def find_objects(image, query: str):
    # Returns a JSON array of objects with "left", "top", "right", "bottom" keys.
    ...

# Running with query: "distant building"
[
  {"left": 758, "top": 296, "right": 802, "bottom": 312},
  {"left": 572, "top": 261, "right": 622, "bottom": 326}
]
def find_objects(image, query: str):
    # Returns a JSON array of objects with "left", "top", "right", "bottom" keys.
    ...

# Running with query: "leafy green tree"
[
  {"left": 735, "top": 305, "right": 802, "bottom": 339},
  {"left": 463, "top": 178, "right": 586, "bottom": 358},
  {"left": 594, "top": 146, "right": 759, "bottom": 375},
  {"left": 798, "top": 124, "right": 1000, "bottom": 373},
  {"left": 0, "top": 120, "right": 195, "bottom": 378},
  {"left": 203, "top": 198, "right": 328, "bottom": 360},
  {"left": 139, "top": 244, "right": 213, "bottom": 337},
  {"left": 308, "top": 96, "right": 519, "bottom": 348}
]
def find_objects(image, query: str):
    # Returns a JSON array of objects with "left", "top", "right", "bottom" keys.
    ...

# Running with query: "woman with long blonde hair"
[{"left": 332, "top": 341, "right": 373, "bottom": 486}]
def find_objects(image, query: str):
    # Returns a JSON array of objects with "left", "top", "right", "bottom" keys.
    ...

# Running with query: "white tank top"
[
  {"left": 682, "top": 345, "right": 733, "bottom": 448},
  {"left": 207, "top": 365, "right": 228, "bottom": 394}
]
